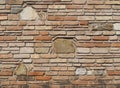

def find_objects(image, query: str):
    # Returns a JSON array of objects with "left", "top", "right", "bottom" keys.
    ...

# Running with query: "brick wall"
[{"left": 1, "top": 0, "right": 120, "bottom": 88}]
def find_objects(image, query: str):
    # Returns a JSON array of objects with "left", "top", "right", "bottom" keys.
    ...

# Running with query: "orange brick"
[
  {"left": 36, "top": 76, "right": 52, "bottom": 81},
  {"left": 10, "top": 81, "right": 26, "bottom": 85},
  {"left": 0, "top": 16, "right": 7, "bottom": 20},
  {"left": 0, "top": 36, "right": 16, "bottom": 41},
  {"left": 0, "top": 54, "right": 12, "bottom": 59},
  {"left": 40, "top": 31, "right": 49, "bottom": 36},
  {"left": 28, "top": 72, "right": 45, "bottom": 76},
  {"left": 107, "top": 70, "right": 120, "bottom": 76},
  {"left": 111, "top": 43, "right": 120, "bottom": 47},
  {"left": 0, "top": 71, "right": 13, "bottom": 76},
  {"left": 6, "top": 26, "right": 23, "bottom": 31},
  {"left": 34, "top": 36, "right": 52, "bottom": 41},
  {"left": 93, "top": 36, "right": 109, "bottom": 41},
  {"left": 80, "top": 20, "right": 89, "bottom": 25}
]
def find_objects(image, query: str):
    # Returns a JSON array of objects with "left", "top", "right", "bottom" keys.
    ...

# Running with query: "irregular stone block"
[
  {"left": 20, "top": 6, "right": 39, "bottom": 20},
  {"left": 75, "top": 68, "right": 87, "bottom": 75},
  {"left": 89, "top": 23, "right": 113, "bottom": 31},
  {"left": 113, "top": 23, "right": 120, "bottom": 30},
  {"left": 54, "top": 38, "right": 75, "bottom": 54},
  {"left": 14, "top": 63, "right": 27, "bottom": 75}
]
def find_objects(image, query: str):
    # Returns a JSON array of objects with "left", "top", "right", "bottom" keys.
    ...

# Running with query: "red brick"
[
  {"left": 36, "top": 76, "right": 52, "bottom": 81},
  {"left": 0, "top": 71, "right": 13, "bottom": 76},
  {"left": 28, "top": 72, "right": 45, "bottom": 76},
  {"left": 34, "top": 36, "right": 52, "bottom": 41},
  {"left": 0, "top": 36, "right": 16, "bottom": 41},
  {"left": 93, "top": 36, "right": 109, "bottom": 41}
]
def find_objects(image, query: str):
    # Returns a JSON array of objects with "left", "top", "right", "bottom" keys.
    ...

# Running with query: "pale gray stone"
[
  {"left": 20, "top": 6, "right": 39, "bottom": 20},
  {"left": 75, "top": 68, "right": 87, "bottom": 75},
  {"left": 113, "top": 23, "right": 120, "bottom": 30}
]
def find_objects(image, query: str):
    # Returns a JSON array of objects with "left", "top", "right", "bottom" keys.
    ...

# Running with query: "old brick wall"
[{"left": 0, "top": 0, "right": 120, "bottom": 88}]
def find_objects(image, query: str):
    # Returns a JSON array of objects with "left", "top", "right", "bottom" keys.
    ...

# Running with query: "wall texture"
[{"left": 1, "top": 0, "right": 120, "bottom": 88}]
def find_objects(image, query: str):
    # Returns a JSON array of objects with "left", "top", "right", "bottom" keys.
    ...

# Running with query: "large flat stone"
[
  {"left": 54, "top": 38, "right": 75, "bottom": 54},
  {"left": 20, "top": 6, "right": 39, "bottom": 20}
]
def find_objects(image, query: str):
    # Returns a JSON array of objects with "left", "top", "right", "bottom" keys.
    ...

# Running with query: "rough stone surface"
[
  {"left": 20, "top": 6, "right": 39, "bottom": 20},
  {"left": 54, "top": 38, "right": 75, "bottom": 54},
  {"left": 89, "top": 23, "right": 113, "bottom": 31},
  {"left": 75, "top": 68, "right": 87, "bottom": 75},
  {"left": 113, "top": 23, "right": 120, "bottom": 30},
  {"left": 14, "top": 63, "right": 27, "bottom": 75}
]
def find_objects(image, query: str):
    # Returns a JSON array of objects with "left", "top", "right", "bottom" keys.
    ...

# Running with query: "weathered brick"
[
  {"left": 20, "top": 47, "right": 34, "bottom": 54},
  {"left": 95, "top": 16, "right": 112, "bottom": 20},
  {"left": 8, "top": 14, "right": 19, "bottom": 20},
  {"left": 6, "top": 26, "right": 23, "bottom": 31},
  {"left": 0, "top": 16, "right": 7, "bottom": 20},
  {"left": 17, "top": 36, "right": 33, "bottom": 41},
  {"left": 78, "top": 16, "right": 95, "bottom": 20},
  {"left": 28, "top": 72, "right": 45, "bottom": 76},
  {"left": 0, "top": 36, "right": 16, "bottom": 41},
  {"left": 91, "top": 48, "right": 108, "bottom": 54},
  {"left": 34, "top": 36, "right": 52, "bottom": 41},
  {"left": 73, "top": 0, "right": 86, "bottom": 4},
  {"left": 35, "top": 48, "right": 49, "bottom": 54},
  {"left": 23, "top": 31, "right": 39, "bottom": 35},
  {"left": 77, "top": 48, "right": 90, "bottom": 54},
  {"left": 40, "top": 54, "right": 57, "bottom": 59},
  {"left": 14, "top": 54, "right": 30, "bottom": 59},
  {"left": 48, "top": 16, "right": 77, "bottom": 21},
  {"left": 0, "top": 0, "right": 5, "bottom": 4},
  {"left": 0, "top": 71, "right": 12, "bottom": 76},
  {"left": 48, "top": 5, "right": 66, "bottom": 9},
  {"left": 35, "top": 26, "right": 52, "bottom": 30},
  {"left": 1, "top": 21, "right": 17, "bottom": 26},
  {"left": 6, "top": 0, "right": 23, "bottom": 4}
]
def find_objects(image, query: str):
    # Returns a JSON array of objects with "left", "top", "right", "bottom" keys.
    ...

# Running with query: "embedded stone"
[
  {"left": 14, "top": 63, "right": 27, "bottom": 75},
  {"left": 113, "top": 23, "right": 120, "bottom": 30},
  {"left": 20, "top": 6, "right": 39, "bottom": 20},
  {"left": 75, "top": 68, "right": 87, "bottom": 75},
  {"left": 89, "top": 23, "right": 113, "bottom": 31},
  {"left": 54, "top": 38, "right": 75, "bottom": 54}
]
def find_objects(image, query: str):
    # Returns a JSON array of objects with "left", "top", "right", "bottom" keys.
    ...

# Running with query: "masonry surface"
[{"left": 1, "top": 0, "right": 120, "bottom": 88}]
